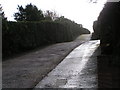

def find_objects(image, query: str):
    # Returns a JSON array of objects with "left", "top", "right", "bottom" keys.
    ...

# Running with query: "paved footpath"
[{"left": 34, "top": 40, "right": 100, "bottom": 88}]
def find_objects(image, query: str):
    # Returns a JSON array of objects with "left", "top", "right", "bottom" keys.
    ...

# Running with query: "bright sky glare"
[{"left": 0, "top": 0, "right": 107, "bottom": 32}]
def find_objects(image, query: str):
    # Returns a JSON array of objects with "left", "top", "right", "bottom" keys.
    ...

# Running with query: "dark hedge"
[{"left": 2, "top": 20, "right": 90, "bottom": 59}]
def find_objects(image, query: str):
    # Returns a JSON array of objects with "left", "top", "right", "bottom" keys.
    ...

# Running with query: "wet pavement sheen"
[{"left": 34, "top": 40, "right": 100, "bottom": 88}]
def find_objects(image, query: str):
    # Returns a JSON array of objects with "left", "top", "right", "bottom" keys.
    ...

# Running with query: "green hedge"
[
  {"left": 2, "top": 20, "right": 90, "bottom": 58},
  {"left": 96, "top": 2, "right": 120, "bottom": 55}
]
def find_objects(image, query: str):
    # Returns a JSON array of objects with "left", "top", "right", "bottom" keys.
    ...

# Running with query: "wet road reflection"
[{"left": 34, "top": 40, "right": 100, "bottom": 88}]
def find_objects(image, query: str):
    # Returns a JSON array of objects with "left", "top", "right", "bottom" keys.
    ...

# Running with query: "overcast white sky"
[{"left": 0, "top": 0, "right": 107, "bottom": 32}]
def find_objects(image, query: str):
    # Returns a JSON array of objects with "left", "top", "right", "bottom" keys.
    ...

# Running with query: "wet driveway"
[{"left": 34, "top": 40, "right": 100, "bottom": 88}]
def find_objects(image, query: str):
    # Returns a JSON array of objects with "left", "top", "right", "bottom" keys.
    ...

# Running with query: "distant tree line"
[{"left": 14, "top": 3, "right": 59, "bottom": 22}]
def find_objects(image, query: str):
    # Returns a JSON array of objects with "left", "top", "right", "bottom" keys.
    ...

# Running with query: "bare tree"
[{"left": 44, "top": 10, "right": 59, "bottom": 21}]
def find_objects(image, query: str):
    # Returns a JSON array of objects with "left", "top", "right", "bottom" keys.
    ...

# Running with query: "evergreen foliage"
[
  {"left": 0, "top": 4, "right": 7, "bottom": 21},
  {"left": 3, "top": 20, "right": 90, "bottom": 58},
  {"left": 14, "top": 3, "right": 44, "bottom": 21},
  {"left": 97, "top": 2, "right": 120, "bottom": 55}
]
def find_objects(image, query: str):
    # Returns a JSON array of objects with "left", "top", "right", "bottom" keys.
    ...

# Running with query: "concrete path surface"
[{"left": 34, "top": 40, "right": 100, "bottom": 88}]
